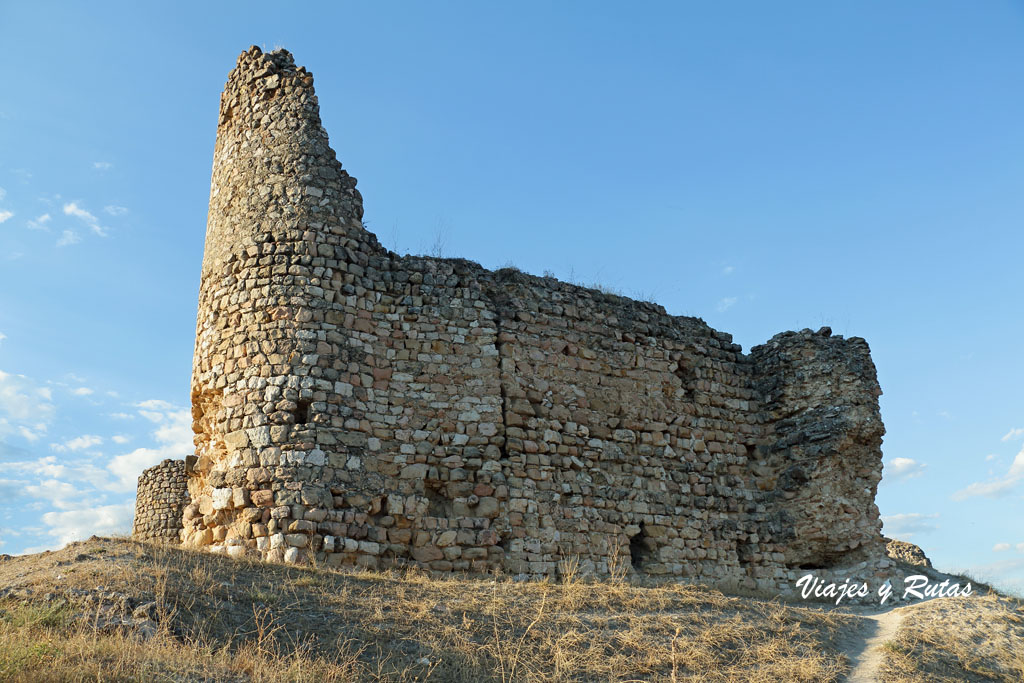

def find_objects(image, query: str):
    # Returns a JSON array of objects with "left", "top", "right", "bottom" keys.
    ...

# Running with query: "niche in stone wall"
[
  {"left": 671, "top": 351, "right": 698, "bottom": 399},
  {"left": 294, "top": 398, "right": 311, "bottom": 425},
  {"left": 628, "top": 522, "right": 653, "bottom": 570},
  {"left": 424, "top": 483, "right": 453, "bottom": 518},
  {"left": 794, "top": 551, "right": 848, "bottom": 571}
]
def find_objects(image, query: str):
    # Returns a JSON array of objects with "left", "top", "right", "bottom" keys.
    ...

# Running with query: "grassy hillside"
[{"left": 0, "top": 537, "right": 1019, "bottom": 682}]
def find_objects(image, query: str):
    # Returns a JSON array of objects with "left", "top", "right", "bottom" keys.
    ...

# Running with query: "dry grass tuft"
[{"left": 879, "top": 593, "right": 1024, "bottom": 682}]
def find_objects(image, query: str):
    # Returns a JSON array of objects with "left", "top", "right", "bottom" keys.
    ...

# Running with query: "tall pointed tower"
[{"left": 185, "top": 46, "right": 385, "bottom": 559}]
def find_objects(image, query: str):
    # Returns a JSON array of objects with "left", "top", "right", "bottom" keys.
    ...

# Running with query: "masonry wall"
[
  {"left": 177, "top": 47, "right": 891, "bottom": 590},
  {"left": 132, "top": 459, "right": 189, "bottom": 544}
]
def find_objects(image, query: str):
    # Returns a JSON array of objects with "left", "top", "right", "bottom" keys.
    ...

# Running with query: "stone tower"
[
  {"left": 175, "top": 46, "right": 890, "bottom": 590},
  {"left": 185, "top": 46, "right": 384, "bottom": 558}
]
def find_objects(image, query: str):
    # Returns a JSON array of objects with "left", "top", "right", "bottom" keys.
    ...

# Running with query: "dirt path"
[{"left": 840, "top": 607, "right": 905, "bottom": 682}]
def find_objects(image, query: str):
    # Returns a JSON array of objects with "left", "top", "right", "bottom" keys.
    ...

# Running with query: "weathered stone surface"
[
  {"left": 884, "top": 536, "right": 933, "bottom": 568},
  {"left": 133, "top": 47, "right": 894, "bottom": 593}
]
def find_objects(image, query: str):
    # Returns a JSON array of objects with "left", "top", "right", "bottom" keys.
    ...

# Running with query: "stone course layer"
[
  {"left": 140, "top": 46, "right": 895, "bottom": 591},
  {"left": 132, "top": 459, "right": 189, "bottom": 544}
]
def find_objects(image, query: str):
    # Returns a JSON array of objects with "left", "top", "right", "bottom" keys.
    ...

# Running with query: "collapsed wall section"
[
  {"left": 132, "top": 459, "right": 189, "bottom": 544},
  {"left": 750, "top": 328, "right": 887, "bottom": 570}
]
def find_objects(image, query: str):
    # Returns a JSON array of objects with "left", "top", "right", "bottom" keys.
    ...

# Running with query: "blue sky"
[{"left": 1, "top": 2, "right": 1022, "bottom": 591}]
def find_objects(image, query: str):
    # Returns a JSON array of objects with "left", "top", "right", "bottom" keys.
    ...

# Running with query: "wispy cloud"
[
  {"left": 56, "top": 230, "right": 80, "bottom": 247},
  {"left": 721, "top": 265, "right": 735, "bottom": 275},
  {"left": 63, "top": 202, "right": 108, "bottom": 237},
  {"left": 0, "top": 332, "right": 6, "bottom": 346},
  {"left": 71, "top": 387, "right": 94, "bottom": 396},
  {"left": 885, "top": 457, "right": 926, "bottom": 481},
  {"left": 1002, "top": 428, "right": 1024, "bottom": 442},
  {"left": 111, "top": 435, "right": 131, "bottom": 444},
  {"left": 50, "top": 434, "right": 103, "bottom": 453},
  {"left": 108, "top": 400, "right": 193, "bottom": 490},
  {"left": 38, "top": 502, "right": 134, "bottom": 548},
  {"left": 717, "top": 297, "right": 737, "bottom": 312},
  {"left": 27, "top": 213, "right": 51, "bottom": 231},
  {"left": 0, "top": 369, "right": 56, "bottom": 441},
  {"left": 953, "top": 447, "right": 1024, "bottom": 501},
  {"left": 103, "top": 205, "right": 128, "bottom": 216},
  {"left": 994, "top": 543, "right": 1011, "bottom": 552},
  {"left": 92, "top": 161, "right": 112, "bottom": 171},
  {"left": 881, "top": 512, "right": 939, "bottom": 539},
  {"left": 0, "top": 210, "right": 13, "bottom": 224}
]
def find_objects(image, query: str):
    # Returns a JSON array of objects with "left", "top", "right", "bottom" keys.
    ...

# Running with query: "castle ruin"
[{"left": 133, "top": 47, "right": 893, "bottom": 591}]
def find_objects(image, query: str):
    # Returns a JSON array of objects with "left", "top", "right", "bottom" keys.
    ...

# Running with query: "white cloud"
[
  {"left": 27, "top": 213, "right": 51, "bottom": 230},
  {"left": 37, "top": 502, "right": 134, "bottom": 548},
  {"left": 50, "top": 434, "right": 103, "bottom": 452},
  {"left": 109, "top": 412, "right": 135, "bottom": 420},
  {"left": 136, "top": 399, "right": 174, "bottom": 411},
  {"left": 72, "top": 387, "right": 94, "bottom": 396},
  {"left": 1001, "top": 428, "right": 1024, "bottom": 442},
  {"left": 63, "top": 201, "right": 97, "bottom": 223},
  {"left": 721, "top": 265, "right": 735, "bottom": 275},
  {"left": 0, "top": 210, "right": 13, "bottom": 224},
  {"left": 0, "top": 332, "right": 5, "bottom": 345},
  {"left": 63, "top": 202, "right": 107, "bottom": 237},
  {"left": 93, "top": 161, "right": 112, "bottom": 171},
  {"left": 103, "top": 205, "right": 128, "bottom": 216},
  {"left": 6, "top": 455, "right": 114, "bottom": 496},
  {"left": 0, "top": 370, "right": 56, "bottom": 440},
  {"left": 994, "top": 543, "right": 1011, "bottom": 552},
  {"left": 953, "top": 447, "right": 1024, "bottom": 501},
  {"left": 56, "top": 230, "right": 80, "bottom": 247},
  {"left": 111, "top": 435, "right": 131, "bottom": 444},
  {"left": 24, "top": 479, "right": 83, "bottom": 511},
  {"left": 881, "top": 512, "right": 939, "bottom": 539},
  {"left": 717, "top": 297, "right": 737, "bottom": 312},
  {"left": 885, "top": 457, "right": 926, "bottom": 480},
  {"left": 1018, "top": 543, "right": 1024, "bottom": 552},
  {"left": 18, "top": 425, "right": 47, "bottom": 442},
  {"left": 107, "top": 402, "right": 192, "bottom": 490}
]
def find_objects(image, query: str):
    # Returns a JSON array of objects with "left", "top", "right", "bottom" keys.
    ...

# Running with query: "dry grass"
[
  {"left": 880, "top": 593, "right": 1024, "bottom": 682},
  {"left": 0, "top": 536, "right": 885, "bottom": 681}
]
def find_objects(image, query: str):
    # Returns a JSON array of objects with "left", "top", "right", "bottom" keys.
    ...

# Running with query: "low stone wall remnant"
[{"left": 132, "top": 459, "right": 189, "bottom": 544}]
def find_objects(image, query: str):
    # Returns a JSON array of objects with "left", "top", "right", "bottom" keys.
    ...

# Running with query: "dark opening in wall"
[
  {"left": 673, "top": 356, "right": 696, "bottom": 399},
  {"left": 424, "top": 485, "right": 453, "bottom": 517},
  {"left": 793, "top": 551, "right": 847, "bottom": 571},
  {"left": 294, "top": 399, "right": 311, "bottom": 424},
  {"left": 629, "top": 522, "right": 652, "bottom": 570}
]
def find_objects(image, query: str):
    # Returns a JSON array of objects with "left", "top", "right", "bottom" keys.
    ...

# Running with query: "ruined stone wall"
[
  {"left": 132, "top": 459, "right": 189, "bottom": 544},
  {"left": 750, "top": 329, "right": 887, "bottom": 570},
  {"left": 178, "top": 47, "right": 891, "bottom": 590}
]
